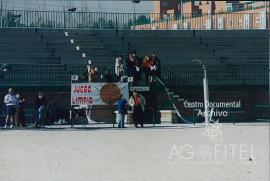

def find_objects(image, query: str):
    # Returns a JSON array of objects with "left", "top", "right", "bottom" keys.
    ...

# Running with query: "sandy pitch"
[{"left": 0, "top": 123, "right": 269, "bottom": 181}]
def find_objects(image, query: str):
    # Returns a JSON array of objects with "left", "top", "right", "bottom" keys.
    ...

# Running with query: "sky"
[{"left": 1, "top": 0, "right": 155, "bottom": 13}]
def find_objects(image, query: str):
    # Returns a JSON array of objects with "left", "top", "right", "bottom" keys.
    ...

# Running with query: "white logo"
[{"left": 202, "top": 119, "right": 223, "bottom": 142}]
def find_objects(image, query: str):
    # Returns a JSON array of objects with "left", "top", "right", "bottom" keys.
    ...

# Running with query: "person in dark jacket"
[
  {"left": 117, "top": 94, "right": 128, "bottom": 128},
  {"left": 132, "top": 50, "right": 143, "bottom": 83},
  {"left": 129, "top": 91, "right": 146, "bottom": 128},
  {"left": 34, "top": 92, "right": 47, "bottom": 128},
  {"left": 151, "top": 51, "right": 161, "bottom": 78},
  {"left": 126, "top": 54, "right": 136, "bottom": 77},
  {"left": 143, "top": 56, "right": 154, "bottom": 85},
  {"left": 15, "top": 94, "right": 26, "bottom": 128},
  {"left": 103, "top": 70, "right": 114, "bottom": 83}
]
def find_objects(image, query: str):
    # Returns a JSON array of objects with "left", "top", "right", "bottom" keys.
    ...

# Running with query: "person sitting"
[{"left": 103, "top": 70, "right": 113, "bottom": 83}]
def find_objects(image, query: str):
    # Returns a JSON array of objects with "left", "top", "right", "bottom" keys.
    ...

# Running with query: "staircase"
[{"left": 155, "top": 76, "right": 193, "bottom": 124}]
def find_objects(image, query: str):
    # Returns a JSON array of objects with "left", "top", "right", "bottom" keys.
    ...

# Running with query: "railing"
[
  {"left": 162, "top": 63, "right": 268, "bottom": 88},
  {"left": 0, "top": 63, "right": 268, "bottom": 87},
  {"left": 0, "top": 9, "right": 269, "bottom": 30}
]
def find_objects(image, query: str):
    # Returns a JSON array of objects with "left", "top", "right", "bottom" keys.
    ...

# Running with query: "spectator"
[
  {"left": 94, "top": 67, "right": 100, "bottom": 82},
  {"left": 15, "top": 94, "right": 26, "bottom": 128},
  {"left": 115, "top": 55, "right": 124, "bottom": 81},
  {"left": 117, "top": 94, "right": 128, "bottom": 128},
  {"left": 132, "top": 50, "right": 143, "bottom": 83},
  {"left": 151, "top": 51, "right": 161, "bottom": 78},
  {"left": 129, "top": 91, "right": 146, "bottom": 128},
  {"left": 3, "top": 88, "right": 18, "bottom": 128},
  {"left": 126, "top": 54, "right": 136, "bottom": 77},
  {"left": 143, "top": 56, "right": 154, "bottom": 85},
  {"left": 132, "top": 50, "right": 142, "bottom": 66},
  {"left": 103, "top": 70, "right": 113, "bottom": 83},
  {"left": 34, "top": 92, "right": 47, "bottom": 128},
  {"left": 127, "top": 55, "right": 142, "bottom": 85},
  {"left": 87, "top": 64, "right": 96, "bottom": 82}
]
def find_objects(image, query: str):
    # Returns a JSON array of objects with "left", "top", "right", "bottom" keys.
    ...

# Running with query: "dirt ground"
[{"left": 0, "top": 123, "right": 269, "bottom": 181}]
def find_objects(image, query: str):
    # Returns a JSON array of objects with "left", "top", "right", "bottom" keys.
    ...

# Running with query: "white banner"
[{"left": 71, "top": 83, "right": 129, "bottom": 106}]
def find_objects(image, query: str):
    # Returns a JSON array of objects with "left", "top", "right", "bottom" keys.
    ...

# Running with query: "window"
[
  {"left": 248, "top": 4, "right": 253, "bottom": 10},
  {"left": 162, "top": 2, "right": 168, "bottom": 7},
  {"left": 227, "top": 3, "right": 233, "bottom": 12}
]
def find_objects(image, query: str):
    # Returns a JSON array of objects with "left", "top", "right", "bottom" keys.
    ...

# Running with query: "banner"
[{"left": 71, "top": 83, "right": 129, "bottom": 106}]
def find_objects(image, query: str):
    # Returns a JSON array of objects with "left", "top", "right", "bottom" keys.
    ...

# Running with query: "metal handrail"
[
  {"left": 0, "top": 63, "right": 268, "bottom": 87},
  {"left": 155, "top": 76, "right": 192, "bottom": 124}
]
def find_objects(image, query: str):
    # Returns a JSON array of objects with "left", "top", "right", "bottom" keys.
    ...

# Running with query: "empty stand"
[{"left": 0, "top": 28, "right": 60, "bottom": 64}]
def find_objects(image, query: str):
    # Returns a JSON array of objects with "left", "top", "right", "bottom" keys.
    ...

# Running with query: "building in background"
[
  {"left": 135, "top": 0, "right": 269, "bottom": 30},
  {"left": 154, "top": 1, "right": 267, "bottom": 14}
]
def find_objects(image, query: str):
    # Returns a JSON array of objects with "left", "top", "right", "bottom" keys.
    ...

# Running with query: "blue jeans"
[
  {"left": 35, "top": 106, "right": 45, "bottom": 125},
  {"left": 118, "top": 114, "right": 125, "bottom": 128}
]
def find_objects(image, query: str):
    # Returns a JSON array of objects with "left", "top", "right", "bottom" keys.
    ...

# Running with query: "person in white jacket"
[
  {"left": 129, "top": 91, "right": 146, "bottom": 128},
  {"left": 3, "top": 88, "right": 18, "bottom": 128},
  {"left": 115, "top": 55, "right": 124, "bottom": 81}
]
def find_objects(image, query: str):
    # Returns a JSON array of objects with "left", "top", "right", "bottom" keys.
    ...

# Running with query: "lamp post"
[
  {"left": 63, "top": 6, "right": 66, "bottom": 28},
  {"left": 193, "top": 59, "right": 209, "bottom": 126}
]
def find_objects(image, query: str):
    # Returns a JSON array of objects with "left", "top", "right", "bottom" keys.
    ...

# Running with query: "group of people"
[
  {"left": 86, "top": 65, "right": 114, "bottom": 83},
  {"left": 117, "top": 90, "right": 146, "bottom": 128},
  {"left": 2, "top": 88, "right": 146, "bottom": 129},
  {"left": 116, "top": 50, "right": 161, "bottom": 85},
  {"left": 2, "top": 88, "right": 47, "bottom": 129},
  {"left": 85, "top": 50, "right": 161, "bottom": 85}
]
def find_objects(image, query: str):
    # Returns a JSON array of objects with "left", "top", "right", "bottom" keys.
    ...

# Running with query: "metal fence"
[
  {"left": 0, "top": 9, "right": 269, "bottom": 30},
  {"left": 0, "top": 63, "right": 268, "bottom": 88}
]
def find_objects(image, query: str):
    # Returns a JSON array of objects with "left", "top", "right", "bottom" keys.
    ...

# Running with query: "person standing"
[
  {"left": 3, "top": 88, "right": 18, "bottom": 128},
  {"left": 117, "top": 94, "right": 128, "bottom": 128},
  {"left": 115, "top": 55, "right": 124, "bottom": 81},
  {"left": 151, "top": 51, "right": 161, "bottom": 78},
  {"left": 126, "top": 54, "right": 136, "bottom": 78},
  {"left": 87, "top": 65, "right": 96, "bottom": 82},
  {"left": 34, "top": 92, "right": 47, "bottom": 128},
  {"left": 15, "top": 94, "right": 26, "bottom": 128},
  {"left": 133, "top": 51, "right": 143, "bottom": 85},
  {"left": 129, "top": 91, "right": 146, "bottom": 128},
  {"left": 143, "top": 56, "right": 154, "bottom": 85}
]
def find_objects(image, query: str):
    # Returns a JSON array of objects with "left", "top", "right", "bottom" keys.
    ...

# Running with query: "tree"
[{"left": 136, "top": 15, "right": 150, "bottom": 25}]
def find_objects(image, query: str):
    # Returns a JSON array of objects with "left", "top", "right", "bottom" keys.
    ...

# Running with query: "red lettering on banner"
[
  {"left": 73, "top": 86, "right": 91, "bottom": 93},
  {"left": 72, "top": 97, "right": 92, "bottom": 105}
]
